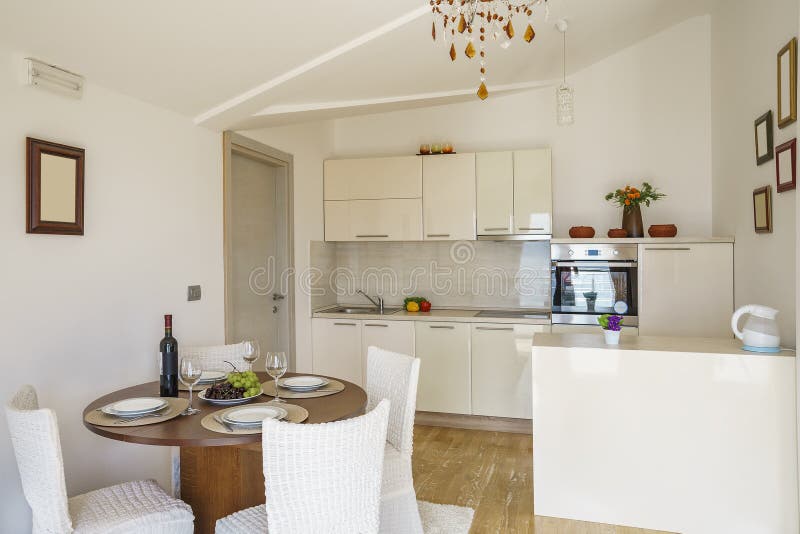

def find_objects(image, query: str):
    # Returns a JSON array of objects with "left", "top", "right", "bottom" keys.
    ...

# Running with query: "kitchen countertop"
[
  {"left": 533, "top": 333, "right": 794, "bottom": 356},
  {"left": 312, "top": 306, "right": 552, "bottom": 325},
  {"left": 549, "top": 236, "right": 734, "bottom": 244}
]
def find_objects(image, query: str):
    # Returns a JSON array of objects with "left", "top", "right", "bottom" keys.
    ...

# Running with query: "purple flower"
[{"left": 606, "top": 315, "right": 622, "bottom": 331}]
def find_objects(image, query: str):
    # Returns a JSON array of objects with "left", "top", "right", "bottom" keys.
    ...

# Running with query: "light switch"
[{"left": 188, "top": 285, "right": 201, "bottom": 302}]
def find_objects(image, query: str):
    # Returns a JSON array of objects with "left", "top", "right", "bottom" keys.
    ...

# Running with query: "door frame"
[{"left": 222, "top": 131, "right": 296, "bottom": 368}]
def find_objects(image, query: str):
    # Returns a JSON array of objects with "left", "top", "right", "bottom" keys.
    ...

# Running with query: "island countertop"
[{"left": 533, "top": 332, "right": 795, "bottom": 357}]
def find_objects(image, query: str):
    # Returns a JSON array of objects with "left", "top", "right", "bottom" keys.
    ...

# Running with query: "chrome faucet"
[{"left": 357, "top": 290, "right": 384, "bottom": 313}]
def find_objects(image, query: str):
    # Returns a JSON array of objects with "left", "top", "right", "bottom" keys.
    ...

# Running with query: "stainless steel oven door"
[{"left": 551, "top": 260, "right": 639, "bottom": 326}]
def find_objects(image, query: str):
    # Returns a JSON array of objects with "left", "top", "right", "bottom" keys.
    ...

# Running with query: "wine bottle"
[{"left": 159, "top": 314, "right": 179, "bottom": 397}]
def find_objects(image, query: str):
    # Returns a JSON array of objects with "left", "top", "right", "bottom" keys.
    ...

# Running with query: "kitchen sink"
[{"left": 326, "top": 306, "right": 401, "bottom": 315}]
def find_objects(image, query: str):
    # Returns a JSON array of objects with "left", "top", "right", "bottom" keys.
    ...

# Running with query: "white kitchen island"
[{"left": 532, "top": 333, "right": 797, "bottom": 534}]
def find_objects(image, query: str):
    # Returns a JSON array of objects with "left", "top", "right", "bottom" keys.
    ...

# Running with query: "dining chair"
[
  {"left": 215, "top": 399, "right": 391, "bottom": 534},
  {"left": 365, "top": 346, "right": 423, "bottom": 534},
  {"left": 5, "top": 385, "right": 194, "bottom": 534},
  {"left": 182, "top": 342, "right": 250, "bottom": 372}
]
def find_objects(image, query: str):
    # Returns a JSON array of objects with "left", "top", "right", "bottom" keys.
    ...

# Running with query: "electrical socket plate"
[{"left": 188, "top": 285, "right": 201, "bottom": 302}]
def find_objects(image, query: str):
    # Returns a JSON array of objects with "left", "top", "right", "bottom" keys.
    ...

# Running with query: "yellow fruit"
[{"left": 406, "top": 302, "right": 420, "bottom": 312}]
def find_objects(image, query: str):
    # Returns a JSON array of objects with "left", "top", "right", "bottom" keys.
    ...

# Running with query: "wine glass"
[
  {"left": 179, "top": 356, "right": 203, "bottom": 415},
  {"left": 265, "top": 352, "right": 288, "bottom": 403},
  {"left": 242, "top": 340, "right": 260, "bottom": 372}
]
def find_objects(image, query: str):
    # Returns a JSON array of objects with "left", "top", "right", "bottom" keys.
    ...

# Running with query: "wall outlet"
[{"left": 187, "top": 285, "right": 201, "bottom": 302}]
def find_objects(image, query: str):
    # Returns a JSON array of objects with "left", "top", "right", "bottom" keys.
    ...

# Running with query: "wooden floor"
[{"left": 412, "top": 425, "right": 676, "bottom": 534}]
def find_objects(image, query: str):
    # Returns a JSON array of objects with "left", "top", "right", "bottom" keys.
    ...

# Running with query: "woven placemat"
[
  {"left": 201, "top": 402, "right": 309, "bottom": 435},
  {"left": 261, "top": 378, "right": 345, "bottom": 399},
  {"left": 85, "top": 398, "right": 189, "bottom": 427}
]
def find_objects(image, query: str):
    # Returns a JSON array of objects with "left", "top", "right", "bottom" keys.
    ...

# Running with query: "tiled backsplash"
[{"left": 309, "top": 240, "right": 551, "bottom": 310}]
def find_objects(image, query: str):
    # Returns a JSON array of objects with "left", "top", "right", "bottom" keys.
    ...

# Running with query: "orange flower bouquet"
[{"left": 605, "top": 182, "right": 665, "bottom": 212}]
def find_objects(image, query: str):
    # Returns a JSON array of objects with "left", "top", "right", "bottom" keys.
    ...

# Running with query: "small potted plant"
[
  {"left": 598, "top": 314, "right": 623, "bottom": 345},
  {"left": 604, "top": 182, "right": 666, "bottom": 238}
]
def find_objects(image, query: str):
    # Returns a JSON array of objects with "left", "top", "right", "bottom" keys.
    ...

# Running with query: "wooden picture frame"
[
  {"left": 754, "top": 111, "right": 774, "bottom": 165},
  {"left": 753, "top": 186, "right": 773, "bottom": 234},
  {"left": 26, "top": 137, "right": 85, "bottom": 235},
  {"left": 778, "top": 37, "right": 797, "bottom": 128},
  {"left": 775, "top": 138, "right": 797, "bottom": 192}
]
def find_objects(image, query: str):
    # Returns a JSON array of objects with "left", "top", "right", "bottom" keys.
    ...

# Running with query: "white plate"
[
  {"left": 197, "top": 370, "right": 227, "bottom": 384},
  {"left": 281, "top": 376, "right": 329, "bottom": 391},
  {"left": 106, "top": 398, "right": 167, "bottom": 415},
  {"left": 199, "top": 386, "right": 263, "bottom": 406},
  {"left": 224, "top": 406, "right": 288, "bottom": 425}
]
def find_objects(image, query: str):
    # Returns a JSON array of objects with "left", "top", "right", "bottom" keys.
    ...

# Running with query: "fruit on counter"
[
  {"left": 204, "top": 370, "right": 261, "bottom": 399},
  {"left": 420, "top": 300, "right": 432, "bottom": 312},
  {"left": 404, "top": 296, "right": 429, "bottom": 312},
  {"left": 406, "top": 301, "right": 420, "bottom": 312}
]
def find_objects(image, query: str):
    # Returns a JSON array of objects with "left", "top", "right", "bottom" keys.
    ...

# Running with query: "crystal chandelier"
[
  {"left": 430, "top": 0, "right": 550, "bottom": 100},
  {"left": 555, "top": 18, "right": 574, "bottom": 125}
]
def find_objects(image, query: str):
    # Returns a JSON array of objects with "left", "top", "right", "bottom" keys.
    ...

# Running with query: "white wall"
[
  {"left": 332, "top": 16, "right": 713, "bottom": 238},
  {"left": 238, "top": 123, "right": 335, "bottom": 373},
  {"left": 711, "top": 0, "right": 797, "bottom": 347},
  {"left": 0, "top": 50, "right": 224, "bottom": 531}
]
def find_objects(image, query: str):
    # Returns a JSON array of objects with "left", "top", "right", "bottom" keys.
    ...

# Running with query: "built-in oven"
[{"left": 551, "top": 243, "right": 639, "bottom": 327}]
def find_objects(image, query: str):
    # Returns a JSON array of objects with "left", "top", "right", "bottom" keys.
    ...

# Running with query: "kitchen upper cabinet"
[
  {"left": 471, "top": 324, "right": 545, "bottom": 419},
  {"left": 312, "top": 318, "right": 363, "bottom": 386},
  {"left": 476, "top": 151, "right": 514, "bottom": 235},
  {"left": 513, "top": 149, "right": 552, "bottom": 235},
  {"left": 362, "top": 320, "right": 415, "bottom": 378},
  {"left": 414, "top": 322, "right": 471, "bottom": 414},
  {"left": 639, "top": 243, "right": 733, "bottom": 338},
  {"left": 324, "top": 199, "right": 423, "bottom": 242},
  {"left": 324, "top": 156, "right": 422, "bottom": 200},
  {"left": 422, "top": 154, "right": 477, "bottom": 241}
]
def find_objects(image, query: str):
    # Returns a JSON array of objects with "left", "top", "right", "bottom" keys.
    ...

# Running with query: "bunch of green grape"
[{"left": 227, "top": 370, "right": 261, "bottom": 398}]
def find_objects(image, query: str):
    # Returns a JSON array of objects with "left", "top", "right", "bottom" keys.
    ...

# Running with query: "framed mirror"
[
  {"left": 26, "top": 137, "right": 85, "bottom": 235},
  {"left": 778, "top": 37, "right": 797, "bottom": 128},
  {"left": 753, "top": 185, "right": 773, "bottom": 234}
]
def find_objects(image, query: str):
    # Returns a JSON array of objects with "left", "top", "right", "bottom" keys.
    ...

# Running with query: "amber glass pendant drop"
[
  {"left": 506, "top": 19, "right": 515, "bottom": 39},
  {"left": 432, "top": 21, "right": 436, "bottom": 41},
  {"left": 449, "top": 43, "right": 457, "bottom": 61},
  {"left": 465, "top": 41, "right": 476, "bottom": 59},
  {"left": 477, "top": 82, "right": 489, "bottom": 100},
  {"left": 457, "top": 14, "right": 467, "bottom": 33},
  {"left": 524, "top": 24, "right": 535, "bottom": 43}
]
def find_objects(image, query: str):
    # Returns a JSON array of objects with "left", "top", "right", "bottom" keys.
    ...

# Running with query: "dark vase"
[{"left": 622, "top": 205, "right": 644, "bottom": 238}]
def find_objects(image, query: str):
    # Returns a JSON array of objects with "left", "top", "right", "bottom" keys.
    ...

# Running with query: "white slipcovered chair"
[
  {"left": 182, "top": 342, "right": 250, "bottom": 372},
  {"left": 215, "top": 399, "right": 391, "bottom": 534},
  {"left": 5, "top": 385, "right": 194, "bottom": 534},
  {"left": 365, "top": 346, "right": 423, "bottom": 534}
]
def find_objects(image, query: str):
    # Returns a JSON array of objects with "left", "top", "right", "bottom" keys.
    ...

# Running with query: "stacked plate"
[
  {"left": 101, "top": 397, "right": 168, "bottom": 418},
  {"left": 279, "top": 376, "right": 329, "bottom": 392},
  {"left": 221, "top": 405, "right": 287, "bottom": 428},
  {"left": 197, "top": 370, "right": 227, "bottom": 386}
]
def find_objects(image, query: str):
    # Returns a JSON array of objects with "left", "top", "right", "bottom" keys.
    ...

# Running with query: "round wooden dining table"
[{"left": 83, "top": 372, "right": 367, "bottom": 534}]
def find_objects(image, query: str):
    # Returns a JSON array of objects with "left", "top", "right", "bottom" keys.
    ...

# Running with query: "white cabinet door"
[
  {"left": 324, "top": 199, "right": 423, "bottom": 242},
  {"left": 362, "top": 320, "right": 415, "bottom": 379},
  {"left": 476, "top": 151, "right": 514, "bottom": 235},
  {"left": 471, "top": 324, "right": 545, "bottom": 419},
  {"left": 513, "top": 149, "right": 552, "bottom": 235},
  {"left": 414, "top": 322, "right": 471, "bottom": 414},
  {"left": 422, "top": 154, "right": 476, "bottom": 240},
  {"left": 324, "top": 157, "right": 422, "bottom": 200},
  {"left": 639, "top": 243, "right": 733, "bottom": 337},
  {"left": 311, "top": 319, "right": 364, "bottom": 386}
]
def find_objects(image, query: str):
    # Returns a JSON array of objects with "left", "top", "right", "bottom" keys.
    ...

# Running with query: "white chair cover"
[{"left": 181, "top": 342, "right": 250, "bottom": 372}]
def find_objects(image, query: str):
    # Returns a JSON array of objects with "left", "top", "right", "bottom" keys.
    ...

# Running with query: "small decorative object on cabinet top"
[
  {"left": 775, "top": 138, "right": 796, "bottom": 192},
  {"left": 568, "top": 226, "right": 595, "bottom": 238},
  {"left": 419, "top": 144, "right": 431, "bottom": 155},
  {"left": 598, "top": 313, "right": 623, "bottom": 345},
  {"left": 607, "top": 228, "right": 628, "bottom": 238},
  {"left": 442, "top": 142, "right": 454, "bottom": 154},
  {"left": 754, "top": 111, "right": 774, "bottom": 165},
  {"left": 605, "top": 182, "right": 666, "bottom": 238},
  {"left": 648, "top": 224, "right": 678, "bottom": 238}
]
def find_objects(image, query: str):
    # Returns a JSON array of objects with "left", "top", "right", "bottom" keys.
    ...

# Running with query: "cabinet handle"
[
  {"left": 426, "top": 233, "right": 451, "bottom": 238},
  {"left": 483, "top": 227, "right": 509, "bottom": 231},
  {"left": 333, "top": 322, "right": 358, "bottom": 326},
  {"left": 364, "top": 323, "right": 389, "bottom": 328},
  {"left": 475, "top": 327, "right": 514, "bottom": 331},
  {"left": 429, "top": 325, "right": 455, "bottom": 329},
  {"left": 518, "top": 227, "right": 545, "bottom": 231},
  {"left": 645, "top": 247, "right": 691, "bottom": 251},
  {"left": 356, "top": 234, "right": 389, "bottom": 238}
]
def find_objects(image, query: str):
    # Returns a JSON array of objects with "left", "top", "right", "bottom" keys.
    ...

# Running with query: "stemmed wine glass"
[
  {"left": 265, "top": 352, "right": 288, "bottom": 404},
  {"left": 242, "top": 340, "right": 261, "bottom": 372},
  {"left": 179, "top": 355, "right": 203, "bottom": 415}
]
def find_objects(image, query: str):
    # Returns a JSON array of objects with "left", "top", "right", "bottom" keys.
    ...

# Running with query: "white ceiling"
[{"left": 0, "top": 0, "right": 712, "bottom": 131}]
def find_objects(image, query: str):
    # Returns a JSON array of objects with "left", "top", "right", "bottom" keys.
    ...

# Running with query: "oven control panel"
[{"left": 551, "top": 243, "right": 638, "bottom": 262}]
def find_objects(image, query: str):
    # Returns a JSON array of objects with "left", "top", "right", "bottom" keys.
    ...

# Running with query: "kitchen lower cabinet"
[
  {"left": 311, "top": 318, "right": 363, "bottom": 386},
  {"left": 471, "top": 324, "right": 545, "bottom": 419},
  {"left": 362, "top": 320, "right": 415, "bottom": 377},
  {"left": 551, "top": 324, "right": 639, "bottom": 336},
  {"left": 414, "top": 322, "right": 471, "bottom": 414},
  {"left": 638, "top": 243, "right": 733, "bottom": 337}
]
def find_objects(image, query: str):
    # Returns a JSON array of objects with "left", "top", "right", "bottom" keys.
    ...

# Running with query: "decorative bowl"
[
  {"left": 198, "top": 386, "right": 263, "bottom": 406},
  {"left": 569, "top": 226, "right": 596, "bottom": 238},
  {"left": 648, "top": 224, "right": 678, "bottom": 238},
  {"left": 607, "top": 228, "right": 628, "bottom": 238}
]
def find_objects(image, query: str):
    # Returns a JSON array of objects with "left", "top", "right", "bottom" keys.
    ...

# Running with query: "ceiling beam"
[{"left": 194, "top": 5, "right": 430, "bottom": 130}]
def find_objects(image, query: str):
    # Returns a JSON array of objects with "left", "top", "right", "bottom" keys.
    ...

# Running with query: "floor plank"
[{"left": 412, "top": 425, "right": 677, "bottom": 534}]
